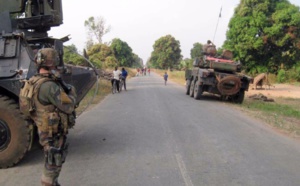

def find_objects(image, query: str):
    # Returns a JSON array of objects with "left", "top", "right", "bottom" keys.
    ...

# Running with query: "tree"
[
  {"left": 63, "top": 44, "right": 85, "bottom": 66},
  {"left": 85, "top": 39, "right": 94, "bottom": 51},
  {"left": 224, "top": 0, "right": 300, "bottom": 73},
  {"left": 110, "top": 38, "right": 134, "bottom": 67},
  {"left": 132, "top": 54, "right": 143, "bottom": 68},
  {"left": 149, "top": 35, "right": 182, "bottom": 70},
  {"left": 178, "top": 58, "right": 193, "bottom": 70},
  {"left": 190, "top": 42, "right": 203, "bottom": 59},
  {"left": 87, "top": 43, "right": 117, "bottom": 68},
  {"left": 84, "top": 16, "right": 111, "bottom": 44}
]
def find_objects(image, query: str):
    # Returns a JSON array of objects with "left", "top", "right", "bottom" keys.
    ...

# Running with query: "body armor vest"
[{"left": 29, "top": 75, "right": 67, "bottom": 135}]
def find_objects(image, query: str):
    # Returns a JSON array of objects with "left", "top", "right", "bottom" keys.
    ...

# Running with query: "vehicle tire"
[
  {"left": 220, "top": 95, "right": 227, "bottom": 101},
  {"left": 189, "top": 80, "right": 195, "bottom": 97},
  {"left": 233, "top": 90, "right": 245, "bottom": 104},
  {"left": 185, "top": 80, "right": 191, "bottom": 95},
  {"left": 0, "top": 95, "right": 31, "bottom": 169},
  {"left": 194, "top": 81, "right": 203, "bottom": 100}
]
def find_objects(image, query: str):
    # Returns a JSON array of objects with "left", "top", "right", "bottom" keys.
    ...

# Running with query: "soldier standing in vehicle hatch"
[
  {"left": 202, "top": 40, "right": 216, "bottom": 56},
  {"left": 21, "top": 48, "right": 77, "bottom": 186}
]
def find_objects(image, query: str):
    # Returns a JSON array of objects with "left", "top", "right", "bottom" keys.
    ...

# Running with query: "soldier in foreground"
[{"left": 20, "top": 48, "right": 77, "bottom": 186}]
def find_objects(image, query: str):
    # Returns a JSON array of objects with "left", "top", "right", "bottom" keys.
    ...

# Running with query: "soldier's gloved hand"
[{"left": 68, "top": 85, "right": 77, "bottom": 98}]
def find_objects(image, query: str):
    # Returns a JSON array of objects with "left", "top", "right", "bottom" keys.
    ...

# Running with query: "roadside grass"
[
  {"left": 153, "top": 69, "right": 186, "bottom": 85},
  {"left": 241, "top": 98, "right": 300, "bottom": 137},
  {"left": 243, "top": 98, "right": 300, "bottom": 118},
  {"left": 291, "top": 82, "right": 300, "bottom": 86},
  {"left": 155, "top": 69, "right": 300, "bottom": 138},
  {"left": 76, "top": 68, "right": 136, "bottom": 115},
  {"left": 76, "top": 78, "right": 111, "bottom": 114}
]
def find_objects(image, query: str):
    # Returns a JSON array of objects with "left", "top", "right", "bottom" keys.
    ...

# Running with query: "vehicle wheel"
[
  {"left": 194, "top": 81, "right": 203, "bottom": 100},
  {"left": 0, "top": 95, "right": 31, "bottom": 169},
  {"left": 220, "top": 95, "right": 227, "bottom": 101},
  {"left": 233, "top": 90, "right": 245, "bottom": 104},
  {"left": 185, "top": 80, "right": 191, "bottom": 95},
  {"left": 189, "top": 80, "right": 195, "bottom": 97}
]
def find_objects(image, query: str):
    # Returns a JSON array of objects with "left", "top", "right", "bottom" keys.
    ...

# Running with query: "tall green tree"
[
  {"left": 110, "top": 38, "right": 134, "bottom": 67},
  {"left": 132, "top": 54, "right": 143, "bottom": 68},
  {"left": 149, "top": 35, "right": 182, "bottom": 69},
  {"left": 178, "top": 58, "right": 193, "bottom": 70},
  {"left": 190, "top": 42, "right": 203, "bottom": 59},
  {"left": 224, "top": 0, "right": 300, "bottom": 73},
  {"left": 87, "top": 43, "right": 117, "bottom": 68},
  {"left": 63, "top": 44, "right": 85, "bottom": 66}
]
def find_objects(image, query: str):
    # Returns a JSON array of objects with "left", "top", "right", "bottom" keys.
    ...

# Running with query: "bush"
[
  {"left": 277, "top": 69, "right": 286, "bottom": 83},
  {"left": 247, "top": 65, "right": 269, "bottom": 76}
]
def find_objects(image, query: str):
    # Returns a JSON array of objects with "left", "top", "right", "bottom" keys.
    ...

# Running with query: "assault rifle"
[{"left": 50, "top": 69, "right": 72, "bottom": 93}]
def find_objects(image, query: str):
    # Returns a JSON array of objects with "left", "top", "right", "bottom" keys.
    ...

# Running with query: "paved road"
[{"left": 1, "top": 73, "right": 300, "bottom": 186}]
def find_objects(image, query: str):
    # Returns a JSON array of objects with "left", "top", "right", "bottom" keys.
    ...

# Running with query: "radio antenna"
[{"left": 213, "top": 6, "right": 222, "bottom": 43}]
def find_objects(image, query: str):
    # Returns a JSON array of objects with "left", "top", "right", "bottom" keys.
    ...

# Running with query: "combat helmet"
[{"left": 35, "top": 48, "right": 60, "bottom": 67}]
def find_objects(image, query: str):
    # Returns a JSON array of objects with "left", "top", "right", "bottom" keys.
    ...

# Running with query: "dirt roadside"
[{"left": 246, "top": 84, "right": 300, "bottom": 99}]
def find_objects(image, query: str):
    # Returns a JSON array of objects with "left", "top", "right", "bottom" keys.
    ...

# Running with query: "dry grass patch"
[{"left": 153, "top": 69, "right": 186, "bottom": 85}]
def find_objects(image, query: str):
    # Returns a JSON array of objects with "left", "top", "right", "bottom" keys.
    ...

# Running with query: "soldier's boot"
[
  {"left": 41, "top": 180, "right": 60, "bottom": 186},
  {"left": 41, "top": 175, "right": 60, "bottom": 186}
]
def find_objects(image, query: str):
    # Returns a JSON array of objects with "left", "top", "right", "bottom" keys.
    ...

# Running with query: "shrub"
[{"left": 277, "top": 69, "right": 286, "bottom": 83}]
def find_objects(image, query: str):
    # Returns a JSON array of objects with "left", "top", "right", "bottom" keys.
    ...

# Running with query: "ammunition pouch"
[
  {"left": 59, "top": 112, "right": 76, "bottom": 132},
  {"left": 69, "top": 111, "right": 76, "bottom": 128},
  {"left": 46, "top": 143, "right": 69, "bottom": 166},
  {"left": 37, "top": 112, "right": 59, "bottom": 136}
]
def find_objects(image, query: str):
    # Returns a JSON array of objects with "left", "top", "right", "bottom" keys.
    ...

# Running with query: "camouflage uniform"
[{"left": 25, "top": 48, "right": 77, "bottom": 186}]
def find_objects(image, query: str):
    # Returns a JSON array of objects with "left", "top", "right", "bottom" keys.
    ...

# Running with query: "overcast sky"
[{"left": 49, "top": 0, "right": 300, "bottom": 64}]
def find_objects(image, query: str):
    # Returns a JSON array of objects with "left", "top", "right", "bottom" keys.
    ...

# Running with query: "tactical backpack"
[{"left": 19, "top": 76, "right": 51, "bottom": 118}]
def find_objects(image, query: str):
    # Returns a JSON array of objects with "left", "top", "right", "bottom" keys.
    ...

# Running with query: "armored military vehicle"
[
  {"left": 0, "top": 0, "right": 97, "bottom": 168},
  {"left": 185, "top": 48, "right": 252, "bottom": 103}
]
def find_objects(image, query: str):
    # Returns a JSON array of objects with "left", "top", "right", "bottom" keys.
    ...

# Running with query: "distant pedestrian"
[
  {"left": 121, "top": 67, "right": 128, "bottom": 91},
  {"left": 148, "top": 68, "right": 150, "bottom": 76},
  {"left": 163, "top": 72, "right": 168, "bottom": 85}
]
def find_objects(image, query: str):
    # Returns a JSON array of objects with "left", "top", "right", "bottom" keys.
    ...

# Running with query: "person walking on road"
[
  {"left": 112, "top": 66, "right": 122, "bottom": 92},
  {"left": 19, "top": 48, "right": 77, "bottom": 186},
  {"left": 164, "top": 72, "right": 168, "bottom": 86},
  {"left": 121, "top": 67, "right": 128, "bottom": 91}
]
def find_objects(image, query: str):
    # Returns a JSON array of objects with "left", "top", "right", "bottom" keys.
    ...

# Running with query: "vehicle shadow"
[
  {"left": 189, "top": 93, "right": 222, "bottom": 102},
  {"left": 17, "top": 145, "right": 43, "bottom": 168}
]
